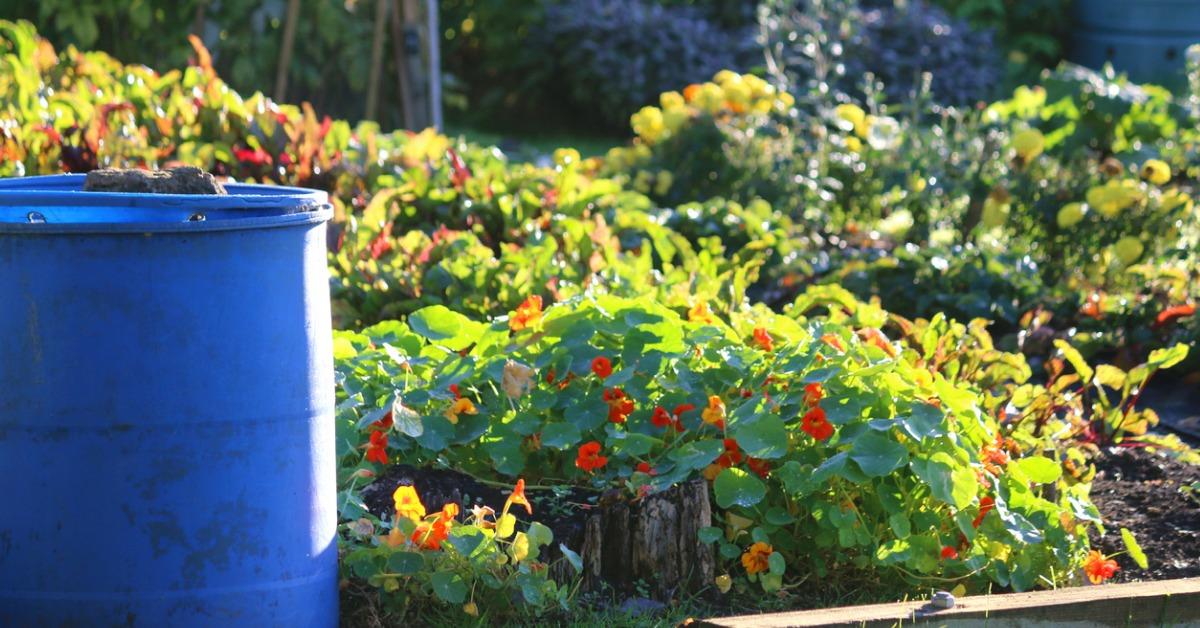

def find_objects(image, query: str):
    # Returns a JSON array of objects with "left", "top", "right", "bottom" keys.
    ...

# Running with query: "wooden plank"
[{"left": 697, "top": 577, "right": 1200, "bottom": 627}]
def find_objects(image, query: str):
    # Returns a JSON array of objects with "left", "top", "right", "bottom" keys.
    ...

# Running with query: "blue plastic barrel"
[
  {"left": 0, "top": 174, "right": 337, "bottom": 626},
  {"left": 1071, "top": 0, "right": 1200, "bottom": 85}
]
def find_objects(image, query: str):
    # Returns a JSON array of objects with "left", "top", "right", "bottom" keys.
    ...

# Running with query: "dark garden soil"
[{"left": 1090, "top": 446, "right": 1200, "bottom": 582}]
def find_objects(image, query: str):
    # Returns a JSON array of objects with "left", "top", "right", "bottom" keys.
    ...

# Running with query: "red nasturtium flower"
[
  {"left": 371, "top": 410, "right": 394, "bottom": 431},
  {"left": 752, "top": 327, "right": 774, "bottom": 352},
  {"left": 366, "top": 430, "right": 389, "bottom": 464},
  {"left": 412, "top": 502, "right": 459, "bottom": 550},
  {"left": 801, "top": 406, "right": 834, "bottom": 441},
  {"left": 636, "top": 462, "right": 656, "bottom": 475},
  {"left": 1153, "top": 303, "right": 1196, "bottom": 329},
  {"left": 507, "top": 479, "right": 533, "bottom": 515},
  {"left": 603, "top": 387, "right": 635, "bottom": 423},
  {"left": 576, "top": 441, "right": 608, "bottom": 472},
  {"left": 804, "top": 383, "right": 823, "bottom": 406},
  {"left": 973, "top": 496, "right": 996, "bottom": 528},
  {"left": 651, "top": 406, "right": 673, "bottom": 428},
  {"left": 747, "top": 457, "right": 771, "bottom": 479},
  {"left": 591, "top": 356, "right": 613, "bottom": 379},
  {"left": 1084, "top": 550, "right": 1119, "bottom": 584},
  {"left": 940, "top": 546, "right": 959, "bottom": 560},
  {"left": 741, "top": 542, "right": 774, "bottom": 574},
  {"left": 509, "top": 295, "right": 544, "bottom": 332},
  {"left": 701, "top": 395, "right": 726, "bottom": 430}
]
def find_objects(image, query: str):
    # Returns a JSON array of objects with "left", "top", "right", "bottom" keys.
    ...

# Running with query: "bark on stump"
[{"left": 577, "top": 478, "right": 714, "bottom": 600}]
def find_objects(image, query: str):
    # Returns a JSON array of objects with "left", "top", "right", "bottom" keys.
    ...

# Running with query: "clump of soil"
[
  {"left": 1090, "top": 446, "right": 1200, "bottom": 581},
  {"left": 83, "top": 166, "right": 226, "bottom": 194}
]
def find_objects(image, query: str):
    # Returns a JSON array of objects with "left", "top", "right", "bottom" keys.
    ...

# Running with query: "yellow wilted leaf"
[{"left": 510, "top": 531, "right": 530, "bottom": 563}]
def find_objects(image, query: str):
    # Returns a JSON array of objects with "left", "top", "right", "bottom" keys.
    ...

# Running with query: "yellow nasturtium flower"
[
  {"left": 1113, "top": 236, "right": 1145, "bottom": 265},
  {"left": 694, "top": 82, "right": 726, "bottom": 115},
  {"left": 552, "top": 147, "right": 580, "bottom": 167},
  {"left": 845, "top": 136, "right": 863, "bottom": 153},
  {"left": 713, "top": 69, "right": 741, "bottom": 85},
  {"left": 631, "top": 106, "right": 666, "bottom": 144},
  {"left": 1010, "top": 128, "right": 1045, "bottom": 161},
  {"left": 663, "top": 108, "right": 689, "bottom": 135},
  {"left": 1140, "top": 159, "right": 1171, "bottom": 185},
  {"left": 835, "top": 103, "right": 870, "bottom": 138},
  {"left": 1159, "top": 188, "right": 1193, "bottom": 214},
  {"left": 660, "top": 90, "right": 686, "bottom": 112},
  {"left": 1057, "top": 202, "right": 1086, "bottom": 228},
  {"left": 1086, "top": 179, "right": 1142, "bottom": 218}
]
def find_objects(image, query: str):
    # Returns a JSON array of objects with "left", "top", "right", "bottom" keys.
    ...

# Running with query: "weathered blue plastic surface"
[
  {"left": 1071, "top": 0, "right": 1200, "bottom": 85},
  {"left": 0, "top": 174, "right": 338, "bottom": 626}
]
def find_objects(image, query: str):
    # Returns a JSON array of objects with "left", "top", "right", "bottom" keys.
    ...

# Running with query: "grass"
[{"left": 443, "top": 121, "right": 623, "bottom": 163}]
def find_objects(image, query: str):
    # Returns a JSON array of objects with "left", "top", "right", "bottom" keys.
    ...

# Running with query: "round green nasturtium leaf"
[
  {"left": 714, "top": 467, "right": 767, "bottom": 508},
  {"left": 430, "top": 571, "right": 468, "bottom": 603},
  {"left": 1014, "top": 456, "right": 1062, "bottom": 484},
  {"left": 731, "top": 414, "right": 789, "bottom": 459},
  {"left": 849, "top": 432, "right": 910, "bottom": 477}
]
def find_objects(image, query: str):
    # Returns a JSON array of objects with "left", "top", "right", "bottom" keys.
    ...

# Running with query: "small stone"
[
  {"left": 931, "top": 590, "right": 955, "bottom": 609},
  {"left": 83, "top": 167, "right": 227, "bottom": 195}
]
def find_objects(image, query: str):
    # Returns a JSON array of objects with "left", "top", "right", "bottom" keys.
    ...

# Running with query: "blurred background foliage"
[{"left": 0, "top": 0, "right": 1073, "bottom": 138}]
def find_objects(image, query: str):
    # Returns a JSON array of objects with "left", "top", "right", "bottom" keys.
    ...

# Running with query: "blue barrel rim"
[{"left": 0, "top": 174, "right": 332, "bottom": 234}]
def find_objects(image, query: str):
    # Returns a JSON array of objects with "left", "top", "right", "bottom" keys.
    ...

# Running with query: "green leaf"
[
  {"left": 912, "top": 453, "right": 976, "bottom": 509},
  {"left": 670, "top": 440, "right": 725, "bottom": 471},
  {"left": 774, "top": 461, "right": 818, "bottom": 496},
  {"left": 713, "top": 467, "right": 767, "bottom": 508},
  {"left": 1053, "top": 339, "right": 1094, "bottom": 383},
  {"left": 888, "top": 513, "right": 911, "bottom": 539},
  {"left": 608, "top": 433, "right": 659, "bottom": 458},
  {"left": 408, "top": 305, "right": 484, "bottom": 351},
  {"left": 430, "top": 571, "right": 467, "bottom": 604},
  {"left": 527, "top": 522, "right": 554, "bottom": 548},
  {"left": 1121, "top": 528, "right": 1148, "bottom": 569},
  {"left": 560, "top": 544, "right": 584, "bottom": 573},
  {"left": 541, "top": 423, "right": 582, "bottom": 450},
  {"left": 900, "top": 403, "right": 946, "bottom": 440},
  {"left": 768, "top": 551, "right": 786, "bottom": 576},
  {"left": 1014, "top": 456, "right": 1062, "bottom": 484},
  {"left": 1147, "top": 343, "right": 1189, "bottom": 370},
  {"left": 496, "top": 513, "right": 516, "bottom": 539},
  {"left": 698, "top": 526, "right": 723, "bottom": 544},
  {"left": 391, "top": 396, "right": 424, "bottom": 438},
  {"left": 765, "top": 507, "right": 796, "bottom": 525},
  {"left": 848, "top": 432, "right": 910, "bottom": 477},
  {"left": 387, "top": 551, "right": 424, "bottom": 575},
  {"left": 1094, "top": 365, "right": 1126, "bottom": 390},
  {"left": 731, "top": 414, "right": 789, "bottom": 459}
]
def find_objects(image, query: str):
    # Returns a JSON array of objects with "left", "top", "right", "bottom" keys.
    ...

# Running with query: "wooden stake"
[
  {"left": 389, "top": 0, "right": 415, "bottom": 129},
  {"left": 365, "top": 0, "right": 390, "bottom": 122},
  {"left": 274, "top": 0, "right": 301, "bottom": 103}
]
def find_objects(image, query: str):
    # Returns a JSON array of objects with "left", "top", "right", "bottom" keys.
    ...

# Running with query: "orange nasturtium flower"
[
  {"left": 801, "top": 406, "right": 834, "bottom": 441},
  {"left": 591, "top": 356, "right": 613, "bottom": 379},
  {"left": 752, "top": 327, "right": 774, "bottom": 352},
  {"left": 858, "top": 327, "right": 896, "bottom": 357},
  {"left": 1153, "top": 303, "right": 1196, "bottom": 329},
  {"left": 366, "top": 430, "right": 389, "bottom": 464},
  {"left": 972, "top": 496, "right": 996, "bottom": 528},
  {"left": 683, "top": 83, "right": 702, "bottom": 102},
  {"left": 1084, "top": 550, "right": 1119, "bottom": 584},
  {"left": 819, "top": 333, "right": 845, "bottom": 353},
  {"left": 507, "top": 478, "right": 533, "bottom": 515},
  {"left": 688, "top": 301, "right": 718, "bottom": 324},
  {"left": 741, "top": 542, "right": 774, "bottom": 575},
  {"left": 980, "top": 434, "right": 1010, "bottom": 476},
  {"left": 509, "top": 295, "right": 544, "bottom": 332},
  {"left": 412, "top": 502, "right": 459, "bottom": 550},
  {"left": 603, "top": 387, "right": 635, "bottom": 423},
  {"left": 393, "top": 485, "right": 427, "bottom": 523},
  {"left": 576, "top": 441, "right": 608, "bottom": 472},
  {"left": 701, "top": 395, "right": 726, "bottom": 430},
  {"left": 444, "top": 397, "right": 477, "bottom": 424}
]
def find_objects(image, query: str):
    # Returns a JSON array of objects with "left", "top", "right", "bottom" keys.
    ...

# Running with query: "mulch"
[{"left": 1090, "top": 446, "right": 1200, "bottom": 581}]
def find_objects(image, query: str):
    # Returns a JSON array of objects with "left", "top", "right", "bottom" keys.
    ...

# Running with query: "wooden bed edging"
[{"left": 696, "top": 577, "right": 1200, "bottom": 627}]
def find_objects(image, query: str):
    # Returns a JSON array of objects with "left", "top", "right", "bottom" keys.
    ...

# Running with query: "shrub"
[{"left": 536, "top": 0, "right": 757, "bottom": 129}]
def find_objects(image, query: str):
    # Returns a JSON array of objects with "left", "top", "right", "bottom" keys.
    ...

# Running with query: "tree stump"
[
  {"left": 83, "top": 167, "right": 226, "bottom": 194},
  {"left": 579, "top": 479, "right": 714, "bottom": 599}
]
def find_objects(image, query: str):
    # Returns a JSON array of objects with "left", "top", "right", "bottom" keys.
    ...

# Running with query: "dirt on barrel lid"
[{"left": 82, "top": 166, "right": 227, "bottom": 195}]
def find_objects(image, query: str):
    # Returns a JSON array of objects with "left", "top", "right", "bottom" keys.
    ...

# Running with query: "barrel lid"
[{"left": 0, "top": 174, "right": 332, "bottom": 233}]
